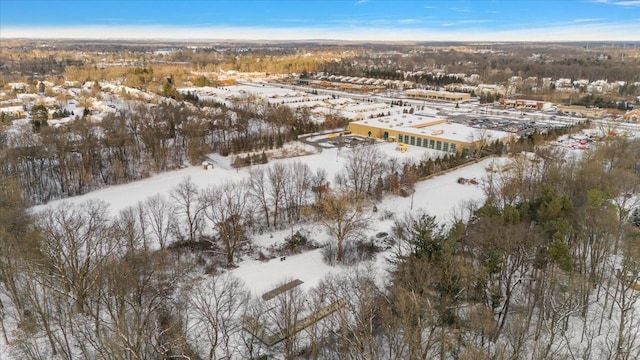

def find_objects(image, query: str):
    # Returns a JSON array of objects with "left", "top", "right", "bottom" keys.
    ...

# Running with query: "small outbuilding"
[{"left": 623, "top": 109, "right": 640, "bottom": 122}]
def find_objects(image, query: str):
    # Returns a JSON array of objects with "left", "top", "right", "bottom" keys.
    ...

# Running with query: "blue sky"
[{"left": 1, "top": 0, "right": 639, "bottom": 41}]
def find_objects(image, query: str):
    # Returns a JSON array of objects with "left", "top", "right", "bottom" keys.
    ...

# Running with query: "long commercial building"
[
  {"left": 556, "top": 105, "right": 607, "bottom": 119},
  {"left": 348, "top": 112, "right": 514, "bottom": 152},
  {"left": 405, "top": 89, "right": 471, "bottom": 102},
  {"left": 499, "top": 98, "right": 553, "bottom": 110}
]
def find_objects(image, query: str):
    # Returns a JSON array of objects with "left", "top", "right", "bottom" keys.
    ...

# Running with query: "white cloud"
[
  {"left": 440, "top": 19, "right": 492, "bottom": 27},
  {"left": 458, "top": 19, "right": 492, "bottom": 24},
  {"left": 573, "top": 18, "right": 605, "bottom": 22},
  {"left": 591, "top": 0, "right": 640, "bottom": 6}
]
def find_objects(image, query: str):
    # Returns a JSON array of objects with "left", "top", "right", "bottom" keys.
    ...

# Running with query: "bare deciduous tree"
[
  {"left": 339, "top": 145, "right": 387, "bottom": 199},
  {"left": 143, "top": 194, "right": 176, "bottom": 249},
  {"left": 283, "top": 161, "right": 312, "bottom": 224},
  {"left": 267, "top": 163, "right": 287, "bottom": 229},
  {"left": 36, "top": 200, "right": 121, "bottom": 314},
  {"left": 248, "top": 167, "right": 271, "bottom": 228},
  {"left": 187, "top": 274, "right": 250, "bottom": 360},
  {"left": 203, "top": 181, "right": 252, "bottom": 267},
  {"left": 311, "top": 167, "right": 329, "bottom": 203},
  {"left": 317, "top": 192, "right": 371, "bottom": 264},
  {"left": 171, "top": 176, "right": 205, "bottom": 242},
  {"left": 266, "top": 279, "right": 306, "bottom": 358}
]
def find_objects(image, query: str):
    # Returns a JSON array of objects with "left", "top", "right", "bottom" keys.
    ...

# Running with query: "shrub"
[
  {"left": 285, "top": 231, "right": 308, "bottom": 254},
  {"left": 321, "top": 239, "right": 381, "bottom": 266}
]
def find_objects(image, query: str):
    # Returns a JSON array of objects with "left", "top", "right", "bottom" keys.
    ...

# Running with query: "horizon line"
[
  {"left": 2, "top": 23, "right": 640, "bottom": 42},
  {"left": 3, "top": 37, "right": 640, "bottom": 44}
]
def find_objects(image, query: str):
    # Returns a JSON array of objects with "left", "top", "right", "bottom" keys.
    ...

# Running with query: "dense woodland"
[{"left": 0, "top": 96, "right": 324, "bottom": 205}]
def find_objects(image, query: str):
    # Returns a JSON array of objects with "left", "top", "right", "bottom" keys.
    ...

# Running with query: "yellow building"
[
  {"left": 556, "top": 105, "right": 606, "bottom": 119},
  {"left": 349, "top": 113, "right": 513, "bottom": 153},
  {"left": 623, "top": 109, "right": 640, "bottom": 122},
  {"left": 219, "top": 79, "right": 238, "bottom": 86},
  {"left": 405, "top": 89, "right": 471, "bottom": 102}
]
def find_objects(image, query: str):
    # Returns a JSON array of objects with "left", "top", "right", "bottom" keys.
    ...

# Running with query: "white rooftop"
[{"left": 353, "top": 112, "right": 513, "bottom": 143}]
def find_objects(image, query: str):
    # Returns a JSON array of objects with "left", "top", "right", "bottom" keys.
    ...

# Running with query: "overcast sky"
[{"left": 1, "top": 0, "right": 639, "bottom": 41}]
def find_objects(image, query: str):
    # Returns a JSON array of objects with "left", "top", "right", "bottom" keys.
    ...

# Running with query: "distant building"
[
  {"left": 499, "top": 99, "right": 553, "bottom": 110},
  {"left": 348, "top": 112, "right": 514, "bottom": 153},
  {"left": 405, "top": 89, "right": 471, "bottom": 102},
  {"left": 0, "top": 106, "right": 26, "bottom": 119},
  {"left": 219, "top": 79, "right": 238, "bottom": 86},
  {"left": 306, "top": 80, "right": 385, "bottom": 93},
  {"left": 476, "top": 84, "right": 507, "bottom": 96},
  {"left": 556, "top": 105, "right": 607, "bottom": 119},
  {"left": 623, "top": 109, "right": 640, "bottom": 122},
  {"left": 8, "top": 82, "right": 27, "bottom": 91}
]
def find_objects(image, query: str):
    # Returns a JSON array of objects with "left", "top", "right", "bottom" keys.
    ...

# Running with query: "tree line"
[{"left": 0, "top": 94, "right": 322, "bottom": 205}]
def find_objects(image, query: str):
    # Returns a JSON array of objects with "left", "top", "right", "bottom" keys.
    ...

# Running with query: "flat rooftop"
[{"left": 352, "top": 112, "right": 513, "bottom": 143}]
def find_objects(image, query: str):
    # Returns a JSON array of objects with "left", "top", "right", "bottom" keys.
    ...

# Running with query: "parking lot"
[
  {"left": 449, "top": 113, "right": 575, "bottom": 136},
  {"left": 313, "top": 134, "right": 375, "bottom": 148}
]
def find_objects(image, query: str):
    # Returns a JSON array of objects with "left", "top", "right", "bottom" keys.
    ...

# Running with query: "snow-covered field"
[
  {"left": 7, "top": 123, "right": 639, "bottom": 360},
  {"left": 28, "top": 141, "right": 492, "bottom": 295},
  {"left": 33, "top": 142, "right": 461, "bottom": 215},
  {"left": 3, "top": 139, "right": 499, "bottom": 360}
]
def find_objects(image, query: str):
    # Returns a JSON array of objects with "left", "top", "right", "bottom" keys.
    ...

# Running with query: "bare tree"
[
  {"left": 143, "top": 194, "right": 177, "bottom": 249},
  {"left": 248, "top": 167, "right": 271, "bottom": 228},
  {"left": 202, "top": 181, "right": 252, "bottom": 267},
  {"left": 267, "top": 163, "right": 287, "bottom": 229},
  {"left": 36, "top": 200, "right": 121, "bottom": 314},
  {"left": 115, "top": 203, "right": 149, "bottom": 251},
  {"left": 85, "top": 250, "right": 189, "bottom": 360},
  {"left": 171, "top": 176, "right": 205, "bottom": 242},
  {"left": 339, "top": 145, "right": 387, "bottom": 199},
  {"left": 187, "top": 274, "right": 250, "bottom": 360},
  {"left": 283, "top": 161, "right": 312, "bottom": 224},
  {"left": 311, "top": 167, "right": 329, "bottom": 203},
  {"left": 468, "top": 216, "right": 543, "bottom": 342},
  {"left": 467, "top": 128, "right": 492, "bottom": 157},
  {"left": 317, "top": 268, "right": 384, "bottom": 359},
  {"left": 317, "top": 192, "right": 371, "bottom": 264},
  {"left": 266, "top": 279, "right": 306, "bottom": 358}
]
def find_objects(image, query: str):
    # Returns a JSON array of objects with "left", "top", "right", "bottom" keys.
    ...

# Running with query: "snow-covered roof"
[
  {"left": 0, "top": 105, "right": 25, "bottom": 113},
  {"left": 352, "top": 112, "right": 513, "bottom": 143}
]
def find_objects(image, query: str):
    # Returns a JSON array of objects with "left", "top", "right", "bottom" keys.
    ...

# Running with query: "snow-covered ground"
[
  {"left": 29, "top": 140, "right": 493, "bottom": 295},
  {"left": 3, "top": 139, "right": 500, "bottom": 359},
  {"left": 32, "top": 142, "right": 460, "bottom": 215},
  {"left": 5, "top": 90, "right": 639, "bottom": 360},
  {"left": 230, "top": 156, "right": 492, "bottom": 297}
]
